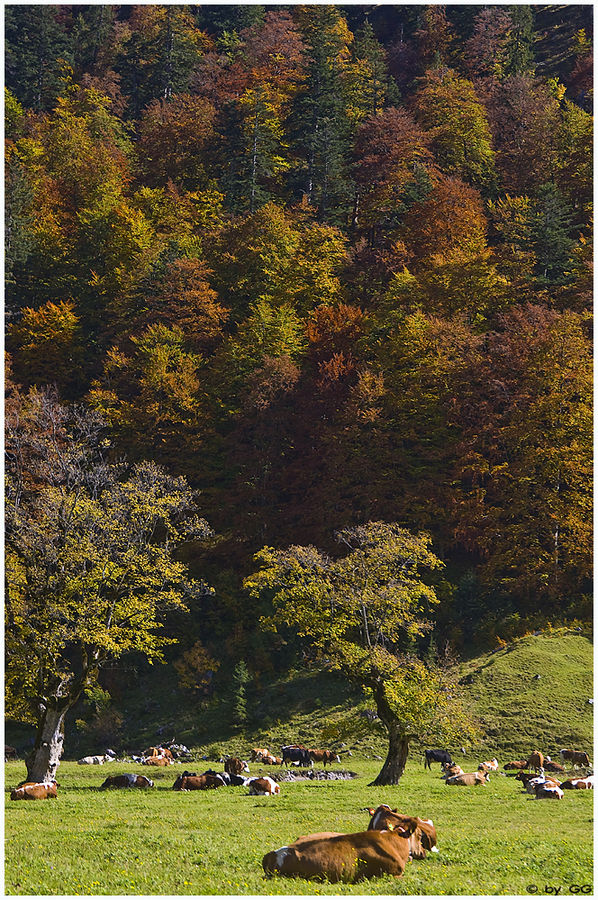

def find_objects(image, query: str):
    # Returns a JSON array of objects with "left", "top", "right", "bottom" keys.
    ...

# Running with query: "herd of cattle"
[
  {"left": 424, "top": 746, "right": 594, "bottom": 798},
  {"left": 7, "top": 742, "right": 592, "bottom": 882}
]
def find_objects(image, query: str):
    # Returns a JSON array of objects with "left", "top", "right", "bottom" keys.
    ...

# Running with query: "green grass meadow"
[{"left": 5, "top": 756, "right": 593, "bottom": 896}]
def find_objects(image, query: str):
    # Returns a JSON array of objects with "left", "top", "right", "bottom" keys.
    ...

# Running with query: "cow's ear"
[
  {"left": 392, "top": 808, "right": 398, "bottom": 813},
  {"left": 365, "top": 807, "right": 375, "bottom": 815}
]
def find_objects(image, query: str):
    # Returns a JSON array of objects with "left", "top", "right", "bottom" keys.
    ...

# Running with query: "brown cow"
[
  {"left": 559, "top": 749, "right": 591, "bottom": 768},
  {"left": 308, "top": 749, "right": 341, "bottom": 766},
  {"left": 248, "top": 776, "right": 280, "bottom": 795},
  {"left": 504, "top": 760, "right": 529, "bottom": 770},
  {"left": 526, "top": 751, "right": 544, "bottom": 772},
  {"left": 225, "top": 756, "right": 249, "bottom": 776},
  {"left": 262, "top": 820, "right": 418, "bottom": 882},
  {"left": 445, "top": 772, "right": 488, "bottom": 786},
  {"left": 478, "top": 758, "right": 499, "bottom": 771},
  {"left": 172, "top": 773, "right": 223, "bottom": 790},
  {"left": 543, "top": 759, "right": 565, "bottom": 773},
  {"left": 10, "top": 781, "right": 58, "bottom": 800},
  {"left": 101, "top": 774, "right": 154, "bottom": 789},
  {"left": 365, "top": 805, "right": 437, "bottom": 859}
]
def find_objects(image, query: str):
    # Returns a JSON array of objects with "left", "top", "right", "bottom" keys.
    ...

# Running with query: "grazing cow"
[
  {"left": 534, "top": 782, "right": 564, "bottom": 800},
  {"left": 365, "top": 805, "right": 438, "bottom": 859},
  {"left": 504, "top": 760, "right": 528, "bottom": 771},
  {"left": 10, "top": 781, "right": 58, "bottom": 800},
  {"left": 251, "top": 748, "right": 269, "bottom": 762},
  {"left": 173, "top": 773, "right": 223, "bottom": 791},
  {"left": 143, "top": 755, "right": 173, "bottom": 766},
  {"left": 78, "top": 755, "right": 107, "bottom": 765},
  {"left": 248, "top": 776, "right": 280, "bottom": 795},
  {"left": 101, "top": 774, "right": 153, "bottom": 789},
  {"left": 525, "top": 751, "right": 544, "bottom": 772},
  {"left": 445, "top": 772, "right": 488, "bottom": 786},
  {"left": 308, "top": 749, "right": 342, "bottom": 766},
  {"left": 282, "top": 746, "right": 313, "bottom": 768},
  {"left": 225, "top": 756, "right": 249, "bottom": 776},
  {"left": 441, "top": 763, "right": 464, "bottom": 779},
  {"left": 262, "top": 820, "right": 418, "bottom": 882},
  {"left": 559, "top": 749, "right": 591, "bottom": 768},
  {"left": 561, "top": 776, "right": 594, "bottom": 790},
  {"left": 478, "top": 758, "right": 499, "bottom": 771},
  {"left": 424, "top": 749, "right": 453, "bottom": 769}
]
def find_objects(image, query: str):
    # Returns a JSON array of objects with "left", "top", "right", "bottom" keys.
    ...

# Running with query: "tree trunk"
[
  {"left": 369, "top": 677, "right": 411, "bottom": 785},
  {"left": 369, "top": 727, "right": 410, "bottom": 785},
  {"left": 26, "top": 702, "right": 68, "bottom": 782}
]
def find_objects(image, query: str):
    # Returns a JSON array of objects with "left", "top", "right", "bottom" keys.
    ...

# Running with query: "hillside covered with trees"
[{"left": 5, "top": 5, "right": 592, "bottom": 768}]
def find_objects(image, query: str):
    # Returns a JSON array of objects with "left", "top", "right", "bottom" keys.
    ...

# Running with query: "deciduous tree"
[
  {"left": 5, "top": 387, "right": 212, "bottom": 782},
  {"left": 246, "top": 523, "right": 476, "bottom": 783}
]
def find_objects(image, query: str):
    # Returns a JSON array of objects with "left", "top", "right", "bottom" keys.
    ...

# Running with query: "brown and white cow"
[
  {"left": 365, "top": 805, "right": 438, "bottom": 859},
  {"left": 261, "top": 753, "right": 283, "bottom": 766},
  {"left": 525, "top": 751, "right": 544, "bottom": 772},
  {"left": 251, "top": 748, "right": 269, "bottom": 762},
  {"left": 560, "top": 776, "right": 594, "bottom": 790},
  {"left": 559, "top": 749, "right": 591, "bottom": 768},
  {"left": 534, "top": 782, "right": 564, "bottom": 800},
  {"left": 525, "top": 776, "right": 561, "bottom": 795},
  {"left": 248, "top": 776, "right": 280, "bottom": 795},
  {"left": 308, "top": 749, "right": 342, "bottom": 766},
  {"left": 101, "top": 774, "right": 154, "bottom": 789},
  {"left": 10, "top": 780, "right": 58, "bottom": 800},
  {"left": 225, "top": 756, "right": 249, "bottom": 776},
  {"left": 441, "top": 763, "right": 464, "bottom": 779},
  {"left": 143, "top": 755, "right": 173, "bottom": 766},
  {"left": 478, "top": 758, "right": 499, "bottom": 771},
  {"left": 143, "top": 746, "right": 174, "bottom": 760},
  {"left": 172, "top": 773, "right": 223, "bottom": 791},
  {"left": 445, "top": 772, "right": 488, "bottom": 786},
  {"left": 262, "top": 820, "right": 418, "bottom": 882}
]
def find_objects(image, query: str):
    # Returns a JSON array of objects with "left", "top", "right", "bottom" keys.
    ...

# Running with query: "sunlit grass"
[{"left": 5, "top": 756, "right": 592, "bottom": 895}]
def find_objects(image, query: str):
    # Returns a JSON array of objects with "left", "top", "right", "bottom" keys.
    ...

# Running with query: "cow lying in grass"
[
  {"left": 365, "top": 805, "right": 438, "bottom": 859},
  {"left": 262, "top": 818, "right": 418, "bottom": 882},
  {"left": 561, "top": 776, "right": 594, "bottom": 790},
  {"left": 10, "top": 781, "right": 58, "bottom": 800},
  {"left": 249, "top": 776, "right": 280, "bottom": 795},
  {"left": 445, "top": 771, "right": 488, "bottom": 786},
  {"left": 173, "top": 772, "right": 224, "bottom": 790},
  {"left": 101, "top": 774, "right": 153, "bottom": 789}
]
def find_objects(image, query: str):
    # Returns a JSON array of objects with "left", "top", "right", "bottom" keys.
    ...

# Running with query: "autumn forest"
[{"left": 5, "top": 4, "right": 593, "bottom": 714}]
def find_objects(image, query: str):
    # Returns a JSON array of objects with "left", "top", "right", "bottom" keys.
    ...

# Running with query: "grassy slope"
[
  {"left": 4, "top": 757, "right": 593, "bottom": 896},
  {"left": 6, "top": 631, "right": 593, "bottom": 764},
  {"left": 457, "top": 630, "right": 593, "bottom": 758}
]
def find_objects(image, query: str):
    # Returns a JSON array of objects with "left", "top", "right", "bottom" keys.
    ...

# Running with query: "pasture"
[{"left": 5, "top": 756, "right": 593, "bottom": 895}]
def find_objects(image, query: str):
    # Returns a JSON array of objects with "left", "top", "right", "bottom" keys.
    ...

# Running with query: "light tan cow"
[{"left": 262, "top": 820, "right": 418, "bottom": 882}]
